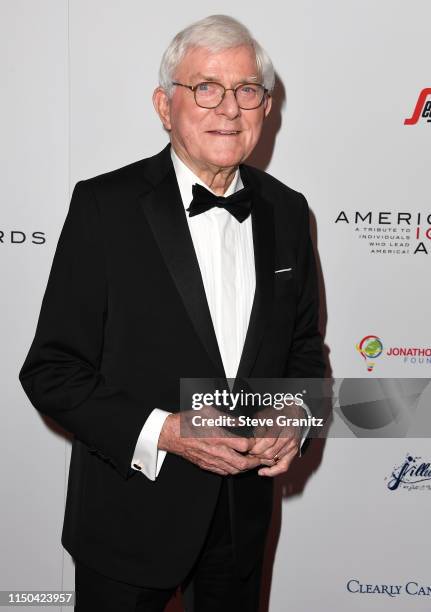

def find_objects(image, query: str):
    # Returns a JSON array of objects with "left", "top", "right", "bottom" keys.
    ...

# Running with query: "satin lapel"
[
  {"left": 138, "top": 164, "right": 225, "bottom": 377},
  {"left": 236, "top": 165, "right": 275, "bottom": 378}
]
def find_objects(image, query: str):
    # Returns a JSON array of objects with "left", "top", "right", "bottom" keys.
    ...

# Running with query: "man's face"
[{"left": 154, "top": 44, "right": 272, "bottom": 173}]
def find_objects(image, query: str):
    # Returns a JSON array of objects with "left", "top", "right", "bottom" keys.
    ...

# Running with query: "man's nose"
[{"left": 215, "top": 89, "right": 241, "bottom": 119}]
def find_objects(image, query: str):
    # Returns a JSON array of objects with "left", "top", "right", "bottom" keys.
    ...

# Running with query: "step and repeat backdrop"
[{"left": 1, "top": 1, "right": 429, "bottom": 610}]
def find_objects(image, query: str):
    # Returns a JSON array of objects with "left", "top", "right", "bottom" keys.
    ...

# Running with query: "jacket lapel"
[
  {"left": 138, "top": 155, "right": 226, "bottom": 377},
  {"left": 235, "top": 164, "right": 275, "bottom": 378},
  {"left": 137, "top": 146, "right": 275, "bottom": 381}
]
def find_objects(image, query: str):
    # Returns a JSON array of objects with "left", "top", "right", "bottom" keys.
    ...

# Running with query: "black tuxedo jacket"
[{"left": 19, "top": 143, "right": 325, "bottom": 588}]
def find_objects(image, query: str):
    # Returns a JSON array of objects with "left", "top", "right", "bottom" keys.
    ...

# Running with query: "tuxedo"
[{"left": 19, "top": 143, "right": 325, "bottom": 589}]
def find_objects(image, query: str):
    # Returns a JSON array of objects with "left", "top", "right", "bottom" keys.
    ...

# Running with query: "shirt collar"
[{"left": 170, "top": 145, "right": 244, "bottom": 211}]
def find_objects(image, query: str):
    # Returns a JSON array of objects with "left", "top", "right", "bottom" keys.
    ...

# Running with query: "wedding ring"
[{"left": 272, "top": 454, "right": 280, "bottom": 463}]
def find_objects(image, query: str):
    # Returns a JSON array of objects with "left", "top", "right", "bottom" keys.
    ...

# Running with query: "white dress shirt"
[{"left": 131, "top": 147, "right": 310, "bottom": 480}]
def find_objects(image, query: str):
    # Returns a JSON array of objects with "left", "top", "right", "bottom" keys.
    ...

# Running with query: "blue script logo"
[{"left": 386, "top": 454, "right": 431, "bottom": 491}]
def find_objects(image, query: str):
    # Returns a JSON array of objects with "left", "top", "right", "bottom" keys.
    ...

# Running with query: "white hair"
[{"left": 159, "top": 14, "right": 275, "bottom": 97}]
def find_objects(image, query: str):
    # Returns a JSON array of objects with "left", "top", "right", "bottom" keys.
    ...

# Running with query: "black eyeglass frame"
[{"left": 171, "top": 81, "right": 270, "bottom": 110}]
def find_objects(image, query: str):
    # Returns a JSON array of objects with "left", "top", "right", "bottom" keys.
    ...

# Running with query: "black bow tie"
[{"left": 187, "top": 183, "right": 253, "bottom": 223}]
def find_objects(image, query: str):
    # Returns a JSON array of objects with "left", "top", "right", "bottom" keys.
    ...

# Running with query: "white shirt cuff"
[{"left": 131, "top": 409, "right": 171, "bottom": 481}]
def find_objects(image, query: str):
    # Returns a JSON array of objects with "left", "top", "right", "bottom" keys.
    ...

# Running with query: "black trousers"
[{"left": 74, "top": 479, "right": 264, "bottom": 612}]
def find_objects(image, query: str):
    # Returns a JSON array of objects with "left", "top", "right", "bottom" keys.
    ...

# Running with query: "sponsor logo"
[
  {"left": 347, "top": 579, "right": 431, "bottom": 597},
  {"left": 356, "top": 335, "right": 383, "bottom": 372},
  {"left": 385, "top": 453, "right": 431, "bottom": 491},
  {"left": 356, "top": 335, "right": 431, "bottom": 371},
  {"left": 334, "top": 210, "right": 431, "bottom": 255},
  {"left": 0, "top": 230, "right": 46, "bottom": 245},
  {"left": 404, "top": 88, "right": 431, "bottom": 125}
]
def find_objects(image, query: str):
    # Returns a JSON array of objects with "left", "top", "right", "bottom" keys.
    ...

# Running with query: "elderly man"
[{"left": 19, "top": 14, "right": 325, "bottom": 612}]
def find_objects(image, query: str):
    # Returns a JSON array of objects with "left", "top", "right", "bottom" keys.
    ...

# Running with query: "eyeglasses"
[{"left": 171, "top": 81, "right": 269, "bottom": 110}]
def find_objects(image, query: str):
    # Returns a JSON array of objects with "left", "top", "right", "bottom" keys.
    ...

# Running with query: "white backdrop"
[{"left": 2, "top": 1, "right": 430, "bottom": 610}]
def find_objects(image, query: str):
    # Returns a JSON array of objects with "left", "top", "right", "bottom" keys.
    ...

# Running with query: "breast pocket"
[
  {"left": 275, "top": 267, "right": 293, "bottom": 280},
  {"left": 274, "top": 268, "right": 295, "bottom": 299}
]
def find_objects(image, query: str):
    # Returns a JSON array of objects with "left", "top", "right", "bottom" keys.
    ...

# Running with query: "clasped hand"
[{"left": 158, "top": 404, "right": 305, "bottom": 477}]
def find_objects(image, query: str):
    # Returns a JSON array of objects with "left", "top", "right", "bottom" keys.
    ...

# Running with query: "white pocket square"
[{"left": 275, "top": 267, "right": 292, "bottom": 274}]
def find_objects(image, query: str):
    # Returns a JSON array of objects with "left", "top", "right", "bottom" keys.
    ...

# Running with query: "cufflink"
[{"left": 132, "top": 463, "right": 142, "bottom": 470}]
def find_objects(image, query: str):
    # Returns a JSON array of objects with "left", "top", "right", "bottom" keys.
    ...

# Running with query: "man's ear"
[
  {"left": 263, "top": 94, "right": 272, "bottom": 119},
  {"left": 152, "top": 87, "right": 172, "bottom": 131}
]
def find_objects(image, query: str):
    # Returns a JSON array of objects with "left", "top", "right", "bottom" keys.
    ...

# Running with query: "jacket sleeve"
[
  {"left": 285, "top": 194, "right": 326, "bottom": 379},
  {"left": 18, "top": 180, "right": 146, "bottom": 479},
  {"left": 284, "top": 194, "right": 329, "bottom": 438}
]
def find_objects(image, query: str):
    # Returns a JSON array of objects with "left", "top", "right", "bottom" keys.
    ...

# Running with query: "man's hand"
[
  {"left": 158, "top": 412, "right": 261, "bottom": 476},
  {"left": 253, "top": 438, "right": 299, "bottom": 477},
  {"left": 247, "top": 403, "right": 306, "bottom": 477}
]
